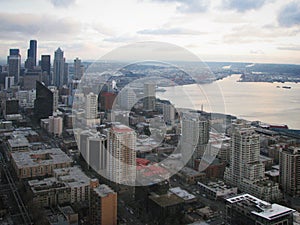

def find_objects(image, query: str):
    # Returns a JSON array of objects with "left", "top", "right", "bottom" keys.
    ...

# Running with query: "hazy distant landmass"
[{"left": 82, "top": 61, "right": 300, "bottom": 85}]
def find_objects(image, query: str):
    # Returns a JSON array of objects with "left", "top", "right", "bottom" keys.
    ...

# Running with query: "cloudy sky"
[{"left": 0, "top": 0, "right": 300, "bottom": 64}]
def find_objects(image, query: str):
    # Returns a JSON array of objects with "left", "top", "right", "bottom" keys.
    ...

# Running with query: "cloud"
[
  {"left": 278, "top": 1, "right": 300, "bottom": 27},
  {"left": 223, "top": 24, "right": 299, "bottom": 44},
  {"left": 0, "top": 13, "right": 80, "bottom": 40},
  {"left": 103, "top": 35, "right": 140, "bottom": 43},
  {"left": 49, "top": 0, "right": 76, "bottom": 8},
  {"left": 91, "top": 22, "right": 116, "bottom": 36},
  {"left": 137, "top": 28, "right": 205, "bottom": 35},
  {"left": 250, "top": 49, "right": 264, "bottom": 54},
  {"left": 278, "top": 45, "right": 300, "bottom": 51},
  {"left": 222, "top": 0, "right": 268, "bottom": 12},
  {"left": 151, "top": 0, "right": 209, "bottom": 13}
]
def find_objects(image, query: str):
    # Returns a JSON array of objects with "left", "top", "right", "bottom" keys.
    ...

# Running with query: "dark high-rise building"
[
  {"left": 25, "top": 40, "right": 37, "bottom": 69},
  {"left": 74, "top": 57, "right": 84, "bottom": 80},
  {"left": 5, "top": 99, "right": 19, "bottom": 115},
  {"left": 41, "top": 55, "right": 51, "bottom": 85},
  {"left": 41, "top": 55, "right": 51, "bottom": 75},
  {"left": 9, "top": 49, "right": 19, "bottom": 56},
  {"left": 29, "top": 40, "right": 37, "bottom": 65},
  {"left": 34, "top": 81, "right": 54, "bottom": 120},
  {"left": 64, "top": 62, "right": 69, "bottom": 85},
  {"left": 7, "top": 49, "right": 21, "bottom": 84}
]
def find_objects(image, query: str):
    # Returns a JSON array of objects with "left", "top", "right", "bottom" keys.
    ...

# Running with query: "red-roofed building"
[
  {"left": 136, "top": 158, "right": 150, "bottom": 166},
  {"left": 100, "top": 92, "right": 116, "bottom": 111}
]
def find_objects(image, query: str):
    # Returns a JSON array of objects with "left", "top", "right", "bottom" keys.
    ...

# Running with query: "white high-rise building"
[
  {"left": 107, "top": 124, "right": 136, "bottom": 185},
  {"left": 280, "top": 147, "right": 300, "bottom": 197},
  {"left": 16, "top": 91, "right": 28, "bottom": 107},
  {"left": 143, "top": 83, "right": 155, "bottom": 110},
  {"left": 86, "top": 92, "right": 98, "bottom": 119},
  {"left": 224, "top": 120, "right": 281, "bottom": 201},
  {"left": 16, "top": 90, "right": 36, "bottom": 108},
  {"left": 48, "top": 115, "right": 63, "bottom": 136},
  {"left": 119, "top": 88, "right": 136, "bottom": 110},
  {"left": 163, "top": 103, "right": 175, "bottom": 125},
  {"left": 28, "top": 89, "right": 36, "bottom": 107},
  {"left": 181, "top": 112, "right": 210, "bottom": 168},
  {"left": 225, "top": 120, "right": 263, "bottom": 185},
  {"left": 79, "top": 130, "right": 108, "bottom": 174},
  {"left": 48, "top": 86, "right": 59, "bottom": 112}
]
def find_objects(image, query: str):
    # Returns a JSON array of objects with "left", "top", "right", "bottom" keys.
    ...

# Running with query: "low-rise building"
[
  {"left": 7, "top": 137, "right": 29, "bottom": 152},
  {"left": 45, "top": 206, "right": 78, "bottom": 225},
  {"left": 53, "top": 167, "right": 90, "bottom": 203},
  {"left": 169, "top": 187, "right": 196, "bottom": 203},
  {"left": 197, "top": 180, "right": 238, "bottom": 200},
  {"left": 148, "top": 193, "right": 184, "bottom": 224},
  {"left": 11, "top": 148, "right": 73, "bottom": 179},
  {"left": 28, "top": 177, "right": 70, "bottom": 207},
  {"left": 177, "top": 167, "right": 205, "bottom": 184},
  {"left": 226, "top": 194, "right": 295, "bottom": 225}
]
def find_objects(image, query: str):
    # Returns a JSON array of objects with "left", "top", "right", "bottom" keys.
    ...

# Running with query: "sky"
[{"left": 0, "top": 0, "right": 300, "bottom": 64}]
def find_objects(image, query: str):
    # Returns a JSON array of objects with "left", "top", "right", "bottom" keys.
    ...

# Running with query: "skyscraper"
[
  {"left": 224, "top": 120, "right": 281, "bottom": 201},
  {"left": 64, "top": 62, "right": 69, "bottom": 85},
  {"left": 53, "top": 47, "right": 65, "bottom": 87},
  {"left": 88, "top": 133, "right": 107, "bottom": 174},
  {"left": 86, "top": 92, "right": 98, "bottom": 119},
  {"left": 74, "top": 57, "right": 83, "bottom": 80},
  {"left": 181, "top": 111, "right": 210, "bottom": 168},
  {"left": 5, "top": 76, "right": 14, "bottom": 90},
  {"left": 143, "top": 83, "right": 156, "bottom": 110},
  {"left": 25, "top": 40, "right": 37, "bottom": 69},
  {"left": 224, "top": 120, "right": 262, "bottom": 185},
  {"left": 163, "top": 102, "right": 175, "bottom": 125},
  {"left": 107, "top": 124, "right": 136, "bottom": 185},
  {"left": 280, "top": 147, "right": 300, "bottom": 197},
  {"left": 119, "top": 87, "right": 136, "bottom": 111},
  {"left": 34, "top": 81, "right": 57, "bottom": 120},
  {"left": 7, "top": 49, "right": 21, "bottom": 84},
  {"left": 41, "top": 55, "right": 51, "bottom": 84},
  {"left": 48, "top": 115, "right": 63, "bottom": 137}
]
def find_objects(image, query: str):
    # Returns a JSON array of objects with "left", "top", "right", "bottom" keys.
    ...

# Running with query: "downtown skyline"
[{"left": 0, "top": 0, "right": 300, "bottom": 64}]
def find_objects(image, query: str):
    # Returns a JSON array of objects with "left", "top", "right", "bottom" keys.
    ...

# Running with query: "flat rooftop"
[
  {"left": 111, "top": 124, "right": 133, "bottom": 133},
  {"left": 226, "top": 194, "right": 295, "bottom": 221},
  {"left": 149, "top": 193, "right": 183, "bottom": 207},
  {"left": 60, "top": 206, "right": 75, "bottom": 216},
  {"left": 180, "top": 166, "right": 203, "bottom": 176},
  {"left": 53, "top": 166, "right": 90, "bottom": 188},
  {"left": 265, "top": 169, "right": 279, "bottom": 177},
  {"left": 169, "top": 187, "right": 196, "bottom": 201},
  {"left": 28, "top": 177, "right": 67, "bottom": 192},
  {"left": 11, "top": 148, "right": 73, "bottom": 168},
  {"left": 93, "top": 184, "right": 115, "bottom": 197},
  {"left": 260, "top": 154, "right": 273, "bottom": 162},
  {"left": 198, "top": 179, "right": 236, "bottom": 192},
  {"left": 8, "top": 137, "right": 29, "bottom": 148}
]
